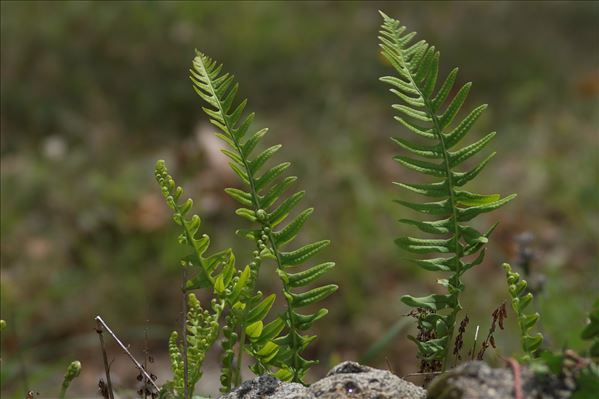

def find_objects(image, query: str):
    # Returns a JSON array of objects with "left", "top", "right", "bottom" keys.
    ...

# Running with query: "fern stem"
[{"left": 234, "top": 330, "right": 246, "bottom": 386}]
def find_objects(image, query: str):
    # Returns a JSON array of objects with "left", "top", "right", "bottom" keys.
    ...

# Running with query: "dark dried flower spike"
[
  {"left": 499, "top": 303, "right": 507, "bottom": 330},
  {"left": 477, "top": 302, "right": 507, "bottom": 360},
  {"left": 453, "top": 315, "right": 470, "bottom": 361}
]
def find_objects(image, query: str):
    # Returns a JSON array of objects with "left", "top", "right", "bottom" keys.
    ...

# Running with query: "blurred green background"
[{"left": 1, "top": 1, "right": 597, "bottom": 397}]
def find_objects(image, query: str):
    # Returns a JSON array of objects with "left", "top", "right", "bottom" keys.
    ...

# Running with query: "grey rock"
[
  {"left": 217, "top": 375, "right": 311, "bottom": 399},
  {"left": 218, "top": 362, "right": 426, "bottom": 399},
  {"left": 310, "top": 361, "right": 427, "bottom": 399},
  {"left": 426, "top": 361, "right": 574, "bottom": 399}
]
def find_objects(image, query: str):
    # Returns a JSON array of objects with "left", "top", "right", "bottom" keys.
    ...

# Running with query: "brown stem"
[
  {"left": 94, "top": 316, "right": 160, "bottom": 392},
  {"left": 403, "top": 371, "right": 444, "bottom": 378},
  {"left": 95, "top": 319, "right": 115, "bottom": 399},
  {"left": 181, "top": 270, "right": 189, "bottom": 399},
  {"left": 507, "top": 358, "right": 523, "bottom": 399},
  {"left": 143, "top": 322, "right": 149, "bottom": 399}
]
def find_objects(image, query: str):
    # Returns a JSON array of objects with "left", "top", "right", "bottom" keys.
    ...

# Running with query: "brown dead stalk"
[{"left": 94, "top": 315, "right": 160, "bottom": 392}]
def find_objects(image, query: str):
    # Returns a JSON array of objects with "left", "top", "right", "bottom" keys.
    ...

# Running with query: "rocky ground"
[{"left": 218, "top": 361, "right": 578, "bottom": 399}]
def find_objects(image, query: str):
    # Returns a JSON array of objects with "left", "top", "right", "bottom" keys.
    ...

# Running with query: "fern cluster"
[
  {"left": 189, "top": 52, "right": 337, "bottom": 383},
  {"left": 503, "top": 263, "right": 543, "bottom": 362},
  {"left": 378, "top": 12, "right": 515, "bottom": 370},
  {"left": 153, "top": 51, "right": 337, "bottom": 392},
  {"left": 155, "top": 161, "right": 281, "bottom": 394}
]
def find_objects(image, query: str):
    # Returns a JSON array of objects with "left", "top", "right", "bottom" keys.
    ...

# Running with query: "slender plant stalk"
[
  {"left": 143, "top": 322, "right": 149, "bottom": 399},
  {"left": 234, "top": 330, "right": 246, "bottom": 385},
  {"left": 95, "top": 319, "right": 115, "bottom": 399},
  {"left": 94, "top": 316, "right": 160, "bottom": 392},
  {"left": 181, "top": 270, "right": 189, "bottom": 399}
]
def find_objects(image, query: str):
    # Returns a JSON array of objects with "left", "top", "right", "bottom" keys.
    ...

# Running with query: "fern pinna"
[
  {"left": 379, "top": 12, "right": 516, "bottom": 370},
  {"left": 190, "top": 51, "right": 337, "bottom": 383}
]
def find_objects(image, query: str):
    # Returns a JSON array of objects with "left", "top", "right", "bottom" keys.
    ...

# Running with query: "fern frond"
[
  {"left": 503, "top": 263, "right": 543, "bottom": 362},
  {"left": 190, "top": 51, "right": 337, "bottom": 383},
  {"left": 155, "top": 160, "right": 236, "bottom": 292},
  {"left": 379, "top": 12, "right": 515, "bottom": 370}
]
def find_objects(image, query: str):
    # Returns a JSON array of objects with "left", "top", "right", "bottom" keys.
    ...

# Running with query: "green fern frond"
[
  {"left": 190, "top": 51, "right": 337, "bottom": 383},
  {"left": 155, "top": 160, "right": 236, "bottom": 293},
  {"left": 379, "top": 12, "right": 515, "bottom": 370},
  {"left": 503, "top": 263, "right": 543, "bottom": 362}
]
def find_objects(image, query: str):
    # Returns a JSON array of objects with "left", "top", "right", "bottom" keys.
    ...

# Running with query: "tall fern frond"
[
  {"left": 379, "top": 12, "right": 516, "bottom": 370},
  {"left": 190, "top": 51, "right": 337, "bottom": 383}
]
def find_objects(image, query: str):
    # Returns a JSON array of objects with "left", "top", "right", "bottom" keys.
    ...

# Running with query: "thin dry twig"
[
  {"left": 402, "top": 370, "right": 444, "bottom": 379},
  {"left": 468, "top": 325, "right": 480, "bottom": 360},
  {"left": 94, "top": 315, "right": 160, "bottom": 392},
  {"left": 95, "top": 320, "right": 115, "bottom": 399}
]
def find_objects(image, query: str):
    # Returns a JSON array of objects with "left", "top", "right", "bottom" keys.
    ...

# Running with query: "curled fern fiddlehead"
[
  {"left": 503, "top": 263, "right": 543, "bottom": 362},
  {"left": 379, "top": 12, "right": 516, "bottom": 370},
  {"left": 190, "top": 51, "right": 337, "bottom": 383},
  {"left": 59, "top": 360, "right": 81, "bottom": 399}
]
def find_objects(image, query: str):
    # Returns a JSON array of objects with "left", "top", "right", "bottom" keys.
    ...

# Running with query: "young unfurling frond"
[{"left": 503, "top": 263, "right": 543, "bottom": 362}]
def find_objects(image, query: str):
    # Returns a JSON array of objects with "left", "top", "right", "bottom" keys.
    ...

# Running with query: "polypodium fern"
[
  {"left": 155, "top": 160, "right": 279, "bottom": 394},
  {"left": 379, "top": 12, "right": 516, "bottom": 370},
  {"left": 190, "top": 51, "right": 337, "bottom": 383},
  {"left": 155, "top": 160, "right": 236, "bottom": 294}
]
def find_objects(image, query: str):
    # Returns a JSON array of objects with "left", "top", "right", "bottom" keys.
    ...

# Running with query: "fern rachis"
[{"left": 379, "top": 12, "right": 516, "bottom": 370}]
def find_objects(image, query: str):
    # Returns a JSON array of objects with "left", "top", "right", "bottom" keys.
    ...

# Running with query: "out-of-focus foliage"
[
  {"left": 1, "top": 1, "right": 597, "bottom": 397},
  {"left": 581, "top": 299, "right": 599, "bottom": 358}
]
